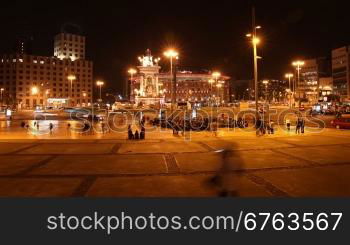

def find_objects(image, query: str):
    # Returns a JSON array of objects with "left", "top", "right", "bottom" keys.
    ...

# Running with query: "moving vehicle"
[{"left": 331, "top": 118, "right": 350, "bottom": 129}]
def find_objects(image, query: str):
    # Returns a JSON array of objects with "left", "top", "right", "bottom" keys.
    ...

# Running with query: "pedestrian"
[
  {"left": 256, "top": 118, "right": 262, "bottom": 136},
  {"left": 211, "top": 119, "right": 218, "bottom": 137},
  {"left": 269, "top": 120, "right": 274, "bottom": 134},
  {"left": 21, "top": 121, "right": 26, "bottom": 128},
  {"left": 295, "top": 118, "right": 301, "bottom": 134},
  {"left": 67, "top": 123, "right": 71, "bottom": 135},
  {"left": 134, "top": 130, "right": 140, "bottom": 140},
  {"left": 301, "top": 118, "right": 305, "bottom": 134},
  {"left": 34, "top": 121, "right": 37, "bottom": 127},
  {"left": 101, "top": 122, "right": 105, "bottom": 134},
  {"left": 128, "top": 125, "right": 134, "bottom": 140},
  {"left": 49, "top": 123, "right": 53, "bottom": 134},
  {"left": 286, "top": 119, "right": 291, "bottom": 131},
  {"left": 140, "top": 126, "right": 145, "bottom": 139},
  {"left": 36, "top": 122, "right": 39, "bottom": 131}
]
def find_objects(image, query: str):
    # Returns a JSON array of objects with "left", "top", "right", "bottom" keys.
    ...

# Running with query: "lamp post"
[
  {"left": 67, "top": 74, "right": 76, "bottom": 107},
  {"left": 127, "top": 68, "right": 137, "bottom": 101},
  {"left": 208, "top": 79, "right": 215, "bottom": 106},
  {"left": 246, "top": 7, "right": 261, "bottom": 136},
  {"left": 0, "top": 88, "right": 4, "bottom": 107},
  {"left": 285, "top": 73, "right": 294, "bottom": 108},
  {"left": 292, "top": 61, "right": 304, "bottom": 107},
  {"left": 96, "top": 80, "right": 104, "bottom": 103},
  {"left": 164, "top": 49, "right": 179, "bottom": 112}
]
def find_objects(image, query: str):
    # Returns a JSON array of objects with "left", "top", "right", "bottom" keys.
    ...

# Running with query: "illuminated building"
[
  {"left": 54, "top": 33, "right": 85, "bottom": 61},
  {"left": 332, "top": 46, "right": 350, "bottom": 101},
  {"left": 0, "top": 32, "right": 93, "bottom": 109},
  {"left": 300, "top": 57, "right": 331, "bottom": 103},
  {"left": 129, "top": 50, "right": 230, "bottom": 106}
]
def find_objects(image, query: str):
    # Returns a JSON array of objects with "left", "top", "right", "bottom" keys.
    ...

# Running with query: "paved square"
[
  {"left": 0, "top": 129, "right": 349, "bottom": 197},
  {"left": 0, "top": 155, "right": 52, "bottom": 175},
  {"left": 29, "top": 155, "right": 166, "bottom": 175},
  {"left": 18, "top": 143, "right": 115, "bottom": 155}
]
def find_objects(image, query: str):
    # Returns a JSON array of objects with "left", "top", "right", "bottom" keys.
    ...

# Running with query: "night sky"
[{"left": 1, "top": 0, "right": 349, "bottom": 93}]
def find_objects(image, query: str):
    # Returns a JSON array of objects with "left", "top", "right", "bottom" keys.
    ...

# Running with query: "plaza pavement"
[{"left": 0, "top": 128, "right": 350, "bottom": 197}]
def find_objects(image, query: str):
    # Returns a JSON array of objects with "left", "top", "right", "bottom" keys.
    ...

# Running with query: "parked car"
[{"left": 331, "top": 118, "right": 350, "bottom": 129}]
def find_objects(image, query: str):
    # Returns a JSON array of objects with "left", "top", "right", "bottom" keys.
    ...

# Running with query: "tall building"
[
  {"left": 54, "top": 33, "right": 86, "bottom": 61},
  {"left": 299, "top": 57, "right": 332, "bottom": 103},
  {"left": 0, "top": 32, "right": 92, "bottom": 109},
  {"left": 332, "top": 46, "right": 350, "bottom": 101}
]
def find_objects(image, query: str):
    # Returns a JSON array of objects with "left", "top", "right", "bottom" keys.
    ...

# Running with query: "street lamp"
[
  {"left": 31, "top": 86, "right": 39, "bottom": 95},
  {"left": 246, "top": 7, "right": 261, "bottom": 136},
  {"left": 96, "top": 80, "right": 104, "bottom": 102},
  {"left": 292, "top": 61, "right": 304, "bottom": 107},
  {"left": 0, "top": 88, "right": 4, "bottom": 106},
  {"left": 127, "top": 68, "right": 137, "bottom": 101},
  {"left": 67, "top": 74, "right": 76, "bottom": 106},
  {"left": 164, "top": 49, "right": 179, "bottom": 111},
  {"left": 285, "top": 73, "right": 294, "bottom": 108}
]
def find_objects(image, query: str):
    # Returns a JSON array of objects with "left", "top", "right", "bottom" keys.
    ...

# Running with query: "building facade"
[
  {"left": 299, "top": 57, "right": 331, "bottom": 103},
  {"left": 0, "top": 33, "right": 93, "bottom": 109},
  {"left": 129, "top": 50, "right": 230, "bottom": 106},
  {"left": 332, "top": 46, "right": 350, "bottom": 101}
]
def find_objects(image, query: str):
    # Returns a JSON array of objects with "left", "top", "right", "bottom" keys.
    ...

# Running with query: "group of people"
[
  {"left": 127, "top": 125, "right": 145, "bottom": 140},
  {"left": 285, "top": 117, "right": 305, "bottom": 134},
  {"left": 20, "top": 121, "right": 54, "bottom": 134},
  {"left": 256, "top": 119, "right": 275, "bottom": 136}
]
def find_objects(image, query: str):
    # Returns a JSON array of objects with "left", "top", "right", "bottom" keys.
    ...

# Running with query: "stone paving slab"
[
  {"left": 29, "top": 155, "right": 166, "bottom": 175},
  {"left": 275, "top": 145, "right": 350, "bottom": 165},
  {"left": 17, "top": 143, "right": 115, "bottom": 155},
  {"left": 202, "top": 138, "right": 293, "bottom": 151},
  {"left": 117, "top": 142, "right": 207, "bottom": 154},
  {"left": 271, "top": 135, "right": 350, "bottom": 147},
  {"left": 86, "top": 175, "right": 272, "bottom": 197},
  {"left": 254, "top": 165, "right": 350, "bottom": 197},
  {"left": 0, "top": 143, "right": 36, "bottom": 154},
  {"left": 0, "top": 178, "right": 82, "bottom": 197},
  {"left": 0, "top": 155, "right": 52, "bottom": 175},
  {"left": 175, "top": 150, "right": 310, "bottom": 173}
]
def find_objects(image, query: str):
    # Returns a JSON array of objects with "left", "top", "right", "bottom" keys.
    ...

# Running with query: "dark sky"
[{"left": 1, "top": 0, "right": 349, "bottom": 93}]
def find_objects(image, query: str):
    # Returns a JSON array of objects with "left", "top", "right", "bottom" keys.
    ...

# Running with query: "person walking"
[
  {"left": 286, "top": 119, "right": 291, "bottom": 132},
  {"left": 67, "top": 123, "right": 71, "bottom": 135},
  {"left": 295, "top": 118, "right": 301, "bottom": 134},
  {"left": 301, "top": 118, "right": 305, "bottom": 134},
  {"left": 49, "top": 123, "right": 54, "bottom": 135},
  {"left": 140, "top": 126, "right": 145, "bottom": 139},
  {"left": 36, "top": 122, "right": 39, "bottom": 131},
  {"left": 269, "top": 120, "right": 274, "bottom": 134},
  {"left": 127, "top": 125, "right": 134, "bottom": 140},
  {"left": 211, "top": 119, "right": 218, "bottom": 137}
]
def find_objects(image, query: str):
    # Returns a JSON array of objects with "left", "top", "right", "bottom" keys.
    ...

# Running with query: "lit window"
[
  {"left": 33, "top": 60, "right": 38, "bottom": 64},
  {"left": 19, "top": 59, "right": 23, "bottom": 62},
  {"left": 40, "top": 60, "right": 44, "bottom": 64},
  {"left": 12, "top": 59, "right": 16, "bottom": 62}
]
